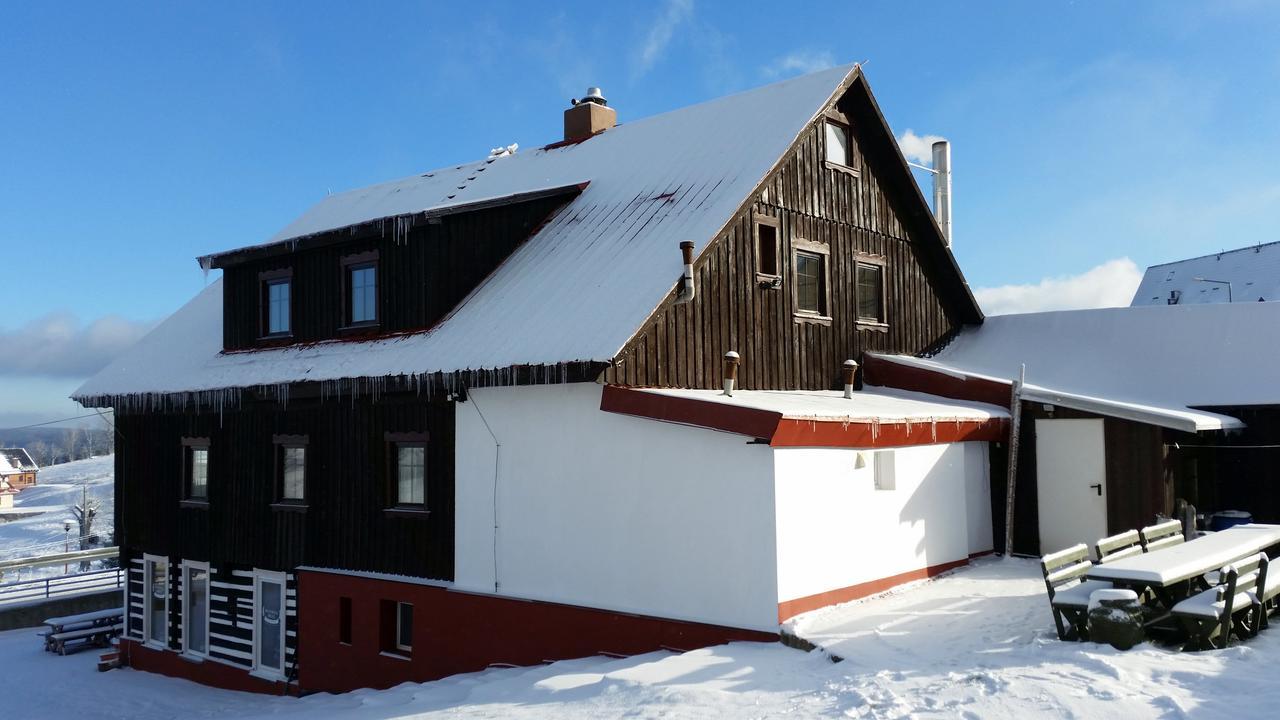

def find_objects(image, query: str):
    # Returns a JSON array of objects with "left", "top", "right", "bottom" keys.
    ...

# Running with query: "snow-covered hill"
[{"left": 0, "top": 455, "right": 114, "bottom": 568}]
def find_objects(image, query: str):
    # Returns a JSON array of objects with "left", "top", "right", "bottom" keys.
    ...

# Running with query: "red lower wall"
[
  {"left": 776, "top": 556, "right": 972, "bottom": 622},
  {"left": 297, "top": 571, "right": 778, "bottom": 694},
  {"left": 121, "top": 639, "right": 290, "bottom": 695}
]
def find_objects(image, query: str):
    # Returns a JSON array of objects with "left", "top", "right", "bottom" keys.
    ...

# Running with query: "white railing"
[
  {"left": 0, "top": 547, "right": 119, "bottom": 574},
  {"left": 0, "top": 567, "right": 123, "bottom": 607}
]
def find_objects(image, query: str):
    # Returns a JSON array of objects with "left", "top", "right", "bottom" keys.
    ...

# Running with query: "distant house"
[
  {"left": 0, "top": 448, "right": 38, "bottom": 490},
  {"left": 868, "top": 300, "right": 1280, "bottom": 558},
  {"left": 1131, "top": 241, "right": 1280, "bottom": 306},
  {"left": 0, "top": 478, "right": 15, "bottom": 509},
  {"left": 74, "top": 65, "right": 1006, "bottom": 694}
]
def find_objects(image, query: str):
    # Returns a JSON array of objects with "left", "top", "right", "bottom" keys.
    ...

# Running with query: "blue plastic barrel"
[{"left": 1210, "top": 510, "right": 1253, "bottom": 531}]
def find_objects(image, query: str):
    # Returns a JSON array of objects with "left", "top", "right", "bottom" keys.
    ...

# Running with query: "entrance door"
[
  {"left": 253, "top": 571, "right": 286, "bottom": 678},
  {"left": 1036, "top": 418, "right": 1108, "bottom": 557}
]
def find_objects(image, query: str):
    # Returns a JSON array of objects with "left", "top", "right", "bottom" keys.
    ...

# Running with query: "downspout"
[
  {"left": 674, "top": 241, "right": 696, "bottom": 304},
  {"left": 467, "top": 391, "right": 503, "bottom": 593}
]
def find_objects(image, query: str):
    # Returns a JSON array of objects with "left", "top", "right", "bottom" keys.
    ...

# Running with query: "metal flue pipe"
[
  {"left": 931, "top": 140, "right": 952, "bottom": 247},
  {"left": 842, "top": 359, "right": 859, "bottom": 399},
  {"left": 722, "top": 351, "right": 740, "bottom": 397}
]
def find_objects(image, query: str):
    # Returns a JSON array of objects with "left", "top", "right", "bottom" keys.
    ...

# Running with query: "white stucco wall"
[
  {"left": 772, "top": 442, "right": 989, "bottom": 604},
  {"left": 964, "top": 442, "right": 994, "bottom": 555},
  {"left": 454, "top": 383, "right": 780, "bottom": 632}
]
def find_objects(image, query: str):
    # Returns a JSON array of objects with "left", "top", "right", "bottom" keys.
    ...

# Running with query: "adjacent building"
[
  {"left": 1131, "top": 241, "right": 1280, "bottom": 306},
  {"left": 0, "top": 448, "right": 38, "bottom": 490}
]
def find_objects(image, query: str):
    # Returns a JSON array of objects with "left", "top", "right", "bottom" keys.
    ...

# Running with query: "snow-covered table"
[{"left": 1088, "top": 524, "right": 1280, "bottom": 594}]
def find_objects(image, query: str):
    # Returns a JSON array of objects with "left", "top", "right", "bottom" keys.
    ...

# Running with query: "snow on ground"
[
  {"left": 3, "top": 556, "right": 1280, "bottom": 719},
  {"left": 0, "top": 455, "right": 114, "bottom": 573}
]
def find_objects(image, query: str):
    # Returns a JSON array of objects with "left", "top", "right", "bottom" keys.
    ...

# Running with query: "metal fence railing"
[{"left": 0, "top": 567, "right": 123, "bottom": 607}]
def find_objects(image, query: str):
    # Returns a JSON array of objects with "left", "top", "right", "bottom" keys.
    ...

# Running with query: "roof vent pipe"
[
  {"left": 931, "top": 140, "right": 952, "bottom": 247},
  {"left": 675, "top": 241, "right": 696, "bottom": 304},
  {"left": 842, "top": 359, "right": 859, "bottom": 399},
  {"left": 722, "top": 351, "right": 740, "bottom": 397}
]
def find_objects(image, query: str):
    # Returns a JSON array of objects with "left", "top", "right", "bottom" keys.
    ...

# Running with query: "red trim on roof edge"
[
  {"left": 863, "top": 354, "right": 1013, "bottom": 408},
  {"left": 600, "top": 384, "right": 781, "bottom": 440},
  {"left": 600, "top": 385, "right": 1008, "bottom": 448}
]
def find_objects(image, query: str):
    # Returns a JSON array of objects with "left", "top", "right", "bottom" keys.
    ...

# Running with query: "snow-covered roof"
[
  {"left": 871, "top": 301, "right": 1280, "bottom": 432},
  {"left": 601, "top": 385, "right": 1008, "bottom": 448},
  {"left": 0, "top": 449, "right": 37, "bottom": 475},
  {"left": 631, "top": 387, "right": 1009, "bottom": 424},
  {"left": 77, "top": 64, "right": 893, "bottom": 406},
  {"left": 1131, "top": 241, "right": 1280, "bottom": 306}
]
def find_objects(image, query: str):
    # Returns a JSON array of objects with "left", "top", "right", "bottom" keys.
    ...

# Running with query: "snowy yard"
[
  {"left": 3, "top": 556, "right": 1279, "bottom": 718},
  {"left": 0, "top": 455, "right": 114, "bottom": 572}
]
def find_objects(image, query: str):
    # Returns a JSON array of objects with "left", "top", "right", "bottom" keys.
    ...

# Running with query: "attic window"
[
  {"left": 754, "top": 215, "right": 780, "bottom": 279},
  {"left": 259, "top": 268, "right": 293, "bottom": 338},
  {"left": 824, "top": 121, "right": 855, "bottom": 170},
  {"left": 341, "top": 251, "right": 379, "bottom": 328}
]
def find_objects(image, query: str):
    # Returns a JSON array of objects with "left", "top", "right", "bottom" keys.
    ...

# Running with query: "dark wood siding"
[
  {"left": 221, "top": 196, "right": 569, "bottom": 350},
  {"left": 606, "top": 103, "right": 960, "bottom": 390},
  {"left": 114, "top": 393, "right": 454, "bottom": 579}
]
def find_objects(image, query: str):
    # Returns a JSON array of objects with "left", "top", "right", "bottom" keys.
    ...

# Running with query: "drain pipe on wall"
[{"left": 466, "top": 390, "right": 503, "bottom": 593}]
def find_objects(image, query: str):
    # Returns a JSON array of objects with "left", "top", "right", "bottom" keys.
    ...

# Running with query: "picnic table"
[
  {"left": 40, "top": 607, "right": 123, "bottom": 655},
  {"left": 1088, "top": 524, "right": 1280, "bottom": 609}
]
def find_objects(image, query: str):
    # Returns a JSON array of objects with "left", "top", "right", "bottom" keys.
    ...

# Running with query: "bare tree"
[{"left": 70, "top": 484, "right": 100, "bottom": 572}]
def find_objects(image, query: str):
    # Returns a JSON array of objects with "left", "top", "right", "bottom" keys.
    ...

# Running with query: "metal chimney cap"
[{"left": 575, "top": 87, "right": 607, "bottom": 106}]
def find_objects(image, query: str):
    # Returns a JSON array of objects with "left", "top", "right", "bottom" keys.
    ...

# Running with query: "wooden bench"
[
  {"left": 40, "top": 607, "right": 124, "bottom": 654},
  {"left": 1096, "top": 530, "right": 1143, "bottom": 564},
  {"left": 1140, "top": 519, "right": 1185, "bottom": 553},
  {"left": 47, "top": 623, "right": 123, "bottom": 655},
  {"left": 1042, "top": 543, "right": 1112, "bottom": 640},
  {"left": 1171, "top": 552, "right": 1268, "bottom": 650}
]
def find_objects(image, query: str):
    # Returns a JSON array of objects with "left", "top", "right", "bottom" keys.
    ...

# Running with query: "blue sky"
[{"left": 2, "top": 1, "right": 1278, "bottom": 426}]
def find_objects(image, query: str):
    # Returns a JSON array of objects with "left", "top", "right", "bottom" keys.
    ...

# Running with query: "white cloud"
[
  {"left": 974, "top": 258, "right": 1143, "bottom": 316},
  {"left": 634, "top": 0, "right": 694, "bottom": 77},
  {"left": 0, "top": 313, "right": 154, "bottom": 378},
  {"left": 762, "top": 50, "right": 836, "bottom": 80},
  {"left": 897, "top": 129, "right": 946, "bottom": 166}
]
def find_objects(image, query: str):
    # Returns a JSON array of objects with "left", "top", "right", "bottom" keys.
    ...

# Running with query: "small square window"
[
  {"left": 396, "top": 602, "right": 413, "bottom": 652},
  {"left": 825, "top": 121, "right": 852, "bottom": 167},
  {"left": 856, "top": 260, "right": 886, "bottom": 324},
  {"left": 755, "top": 217, "right": 779, "bottom": 278},
  {"left": 181, "top": 438, "right": 210, "bottom": 502},
  {"left": 273, "top": 435, "right": 308, "bottom": 504}
]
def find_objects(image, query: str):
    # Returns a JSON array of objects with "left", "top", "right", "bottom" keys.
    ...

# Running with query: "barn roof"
[
  {"left": 0, "top": 448, "right": 38, "bottom": 474},
  {"left": 870, "top": 301, "right": 1280, "bottom": 432},
  {"left": 74, "top": 64, "right": 978, "bottom": 408},
  {"left": 1131, "top": 241, "right": 1280, "bottom": 306}
]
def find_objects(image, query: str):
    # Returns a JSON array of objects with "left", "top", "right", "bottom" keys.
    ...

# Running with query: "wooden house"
[
  {"left": 73, "top": 64, "right": 1007, "bottom": 694},
  {"left": 866, "top": 300, "right": 1280, "bottom": 557},
  {"left": 0, "top": 448, "right": 38, "bottom": 490}
]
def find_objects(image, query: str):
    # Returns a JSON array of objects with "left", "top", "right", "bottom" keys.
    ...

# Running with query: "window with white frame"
[
  {"left": 253, "top": 570, "right": 287, "bottom": 678},
  {"left": 183, "top": 561, "right": 209, "bottom": 657},
  {"left": 396, "top": 602, "right": 413, "bottom": 652},
  {"left": 144, "top": 554, "right": 169, "bottom": 648}
]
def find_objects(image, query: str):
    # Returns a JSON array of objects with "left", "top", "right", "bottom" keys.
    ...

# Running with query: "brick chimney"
[{"left": 564, "top": 87, "right": 616, "bottom": 142}]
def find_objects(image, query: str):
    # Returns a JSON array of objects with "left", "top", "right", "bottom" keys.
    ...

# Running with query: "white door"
[
  {"left": 253, "top": 572, "right": 286, "bottom": 679},
  {"left": 1036, "top": 418, "right": 1107, "bottom": 557}
]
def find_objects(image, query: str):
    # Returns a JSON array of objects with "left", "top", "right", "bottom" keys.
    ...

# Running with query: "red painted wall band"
[
  {"left": 297, "top": 572, "right": 777, "bottom": 694},
  {"left": 601, "top": 384, "right": 782, "bottom": 439},
  {"left": 862, "top": 356, "right": 1013, "bottom": 409},
  {"left": 777, "top": 556, "right": 971, "bottom": 622}
]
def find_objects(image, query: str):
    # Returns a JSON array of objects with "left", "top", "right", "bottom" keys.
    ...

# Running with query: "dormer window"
[
  {"left": 342, "top": 251, "right": 379, "bottom": 328},
  {"left": 260, "top": 269, "right": 293, "bottom": 338}
]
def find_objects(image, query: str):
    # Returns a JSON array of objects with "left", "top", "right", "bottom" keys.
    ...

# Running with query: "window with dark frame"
[
  {"left": 824, "top": 120, "right": 853, "bottom": 168},
  {"left": 386, "top": 432, "right": 428, "bottom": 510},
  {"left": 260, "top": 269, "right": 293, "bottom": 338},
  {"left": 338, "top": 597, "right": 352, "bottom": 645},
  {"left": 273, "top": 435, "right": 308, "bottom": 504},
  {"left": 182, "top": 438, "right": 210, "bottom": 502},
  {"left": 856, "top": 259, "right": 886, "bottom": 324},
  {"left": 342, "top": 251, "right": 379, "bottom": 327},
  {"left": 755, "top": 217, "right": 779, "bottom": 278},
  {"left": 793, "top": 246, "right": 829, "bottom": 318}
]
